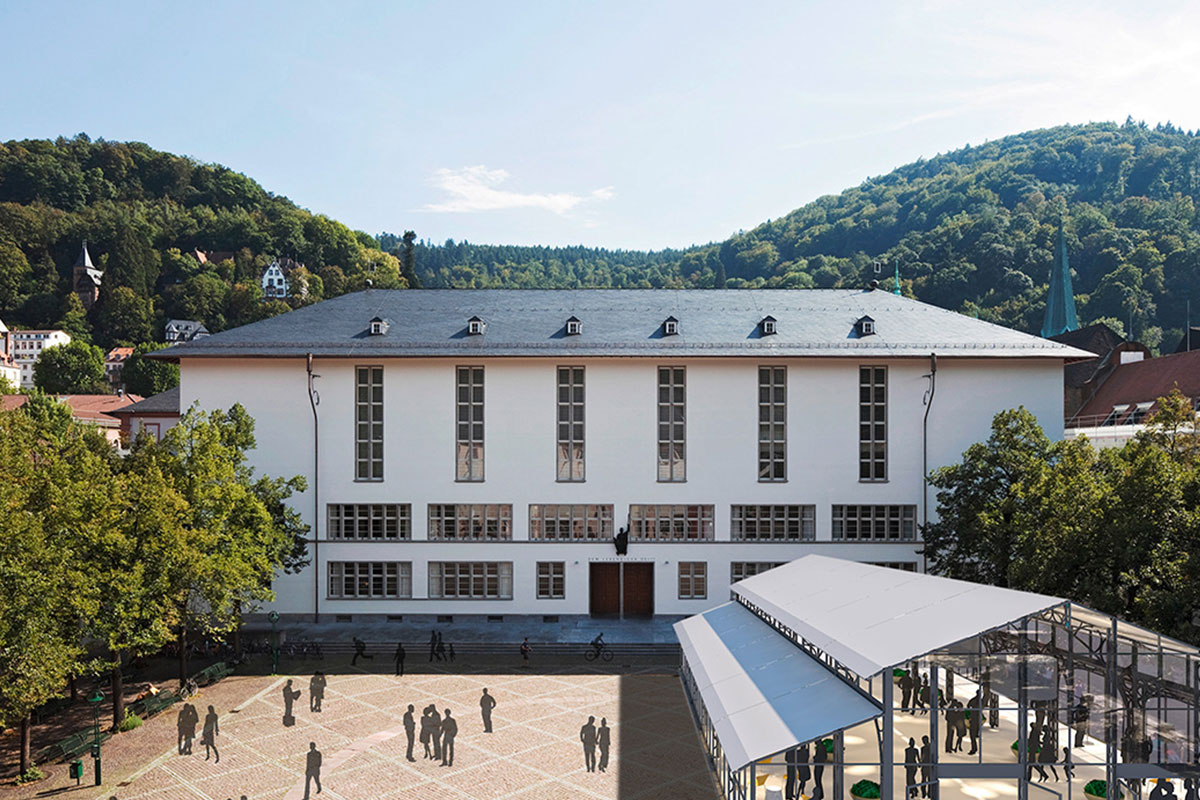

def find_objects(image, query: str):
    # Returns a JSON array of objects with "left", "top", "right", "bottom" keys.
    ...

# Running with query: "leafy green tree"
[
  {"left": 0, "top": 237, "right": 30, "bottom": 309},
  {"left": 33, "top": 340, "right": 107, "bottom": 393},
  {"left": 21, "top": 390, "right": 73, "bottom": 437},
  {"left": 55, "top": 291, "right": 92, "bottom": 343},
  {"left": 400, "top": 230, "right": 420, "bottom": 288},
  {"left": 121, "top": 342, "right": 179, "bottom": 397},
  {"left": 92, "top": 285, "right": 154, "bottom": 346}
]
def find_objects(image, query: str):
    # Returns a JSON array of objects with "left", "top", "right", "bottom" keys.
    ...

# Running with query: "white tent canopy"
[
  {"left": 732, "top": 555, "right": 1065, "bottom": 679},
  {"left": 675, "top": 601, "right": 882, "bottom": 771}
]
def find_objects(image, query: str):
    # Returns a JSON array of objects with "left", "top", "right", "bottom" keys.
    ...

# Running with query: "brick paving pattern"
[{"left": 14, "top": 667, "right": 714, "bottom": 800}]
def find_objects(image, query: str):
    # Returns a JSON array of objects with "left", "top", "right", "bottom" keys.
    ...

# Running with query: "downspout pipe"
[
  {"left": 307, "top": 354, "right": 320, "bottom": 623},
  {"left": 921, "top": 352, "right": 938, "bottom": 572}
]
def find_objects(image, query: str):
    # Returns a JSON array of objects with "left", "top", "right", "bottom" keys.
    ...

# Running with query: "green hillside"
[{"left": 2, "top": 121, "right": 1199, "bottom": 355}]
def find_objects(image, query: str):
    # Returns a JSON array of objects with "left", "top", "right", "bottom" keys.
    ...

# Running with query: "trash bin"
[{"left": 69, "top": 759, "right": 83, "bottom": 781}]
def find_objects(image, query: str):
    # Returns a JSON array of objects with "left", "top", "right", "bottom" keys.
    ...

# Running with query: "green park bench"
[
  {"left": 129, "top": 690, "right": 179, "bottom": 719},
  {"left": 191, "top": 660, "right": 233, "bottom": 686},
  {"left": 40, "top": 729, "right": 109, "bottom": 763}
]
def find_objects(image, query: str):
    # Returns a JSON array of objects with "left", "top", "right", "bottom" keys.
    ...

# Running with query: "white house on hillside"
[
  {"left": 9, "top": 328, "right": 71, "bottom": 389},
  {"left": 261, "top": 257, "right": 306, "bottom": 300},
  {"left": 155, "top": 289, "right": 1093, "bottom": 623}
]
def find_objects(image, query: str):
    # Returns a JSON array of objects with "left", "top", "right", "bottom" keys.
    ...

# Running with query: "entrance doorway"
[{"left": 589, "top": 562, "right": 655, "bottom": 617}]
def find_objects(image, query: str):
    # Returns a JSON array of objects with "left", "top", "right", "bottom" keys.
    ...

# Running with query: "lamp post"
[
  {"left": 269, "top": 610, "right": 280, "bottom": 675},
  {"left": 88, "top": 687, "right": 104, "bottom": 786}
]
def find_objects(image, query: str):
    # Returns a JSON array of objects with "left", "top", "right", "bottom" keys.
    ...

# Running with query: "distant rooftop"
[
  {"left": 109, "top": 385, "right": 180, "bottom": 417},
  {"left": 154, "top": 289, "right": 1095, "bottom": 361}
]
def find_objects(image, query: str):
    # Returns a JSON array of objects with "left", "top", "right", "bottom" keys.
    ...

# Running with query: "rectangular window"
[
  {"left": 428, "top": 504, "right": 513, "bottom": 541},
  {"left": 869, "top": 561, "right": 918, "bottom": 572},
  {"left": 657, "top": 366, "right": 686, "bottom": 481},
  {"left": 678, "top": 562, "right": 707, "bottom": 599},
  {"left": 832, "top": 505, "right": 916, "bottom": 541},
  {"left": 528, "top": 504, "right": 614, "bottom": 540},
  {"left": 428, "top": 562, "right": 513, "bottom": 599},
  {"left": 328, "top": 562, "right": 411, "bottom": 598},
  {"left": 355, "top": 366, "right": 384, "bottom": 481},
  {"left": 758, "top": 366, "right": 786, "bottom": 481},
  {"left": 456, "top": 366, "right": 484, "bottom": 481},
  {"left": 859, "top": 366, "right": 887, "bottom": 481},
  {"left": 629, "top": 504, "right": 714, "bottom": 541},
  {"left": 556, "top": 366, "right": 585, "bottom": 481},
  {"left": 730, "top": 562, "right": 786, "bottom": 583},
  {"left": 730, "top": 505, "right": 815, "bottom": 541},
  {"left": 536, "top": 562, "right": 565, "bottom": 599},
  {"left": 327, "top": 504, "right": 411, "bottom": 540}
]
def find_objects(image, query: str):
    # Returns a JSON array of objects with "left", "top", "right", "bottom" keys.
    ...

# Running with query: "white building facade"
[
  {"left": 10, "top": 329, "right": 71, "bottom": 389},
  {"left": 160, "top": 289, "right": 1090, "bottom": 622}
]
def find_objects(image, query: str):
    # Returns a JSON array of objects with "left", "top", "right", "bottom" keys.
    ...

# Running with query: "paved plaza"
[{"left": 42, "top": 667, "right": 714, "bottom": 800}]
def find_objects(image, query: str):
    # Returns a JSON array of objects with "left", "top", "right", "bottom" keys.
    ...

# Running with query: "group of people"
[
  {"left": 783, "top": 740, "right": 828, "bottom": 800},
  {"left": 404, "top": 704, "right": 459, "bottom": 766},
  {"left": 579, "top": 716, "right": 612, "bottom": 773},
  {"left": 428, "top": 630, "right": 455, "bottom": 663},
  {"left": 175, "top": 703, "right": 221, "bottom": 762},
  {"left": 281, "top": 672, "right": 327, "bottom": 726}
]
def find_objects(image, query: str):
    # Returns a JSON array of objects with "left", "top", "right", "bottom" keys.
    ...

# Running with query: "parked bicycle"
[{"left": 178, "top": 677, "right": 199, "bottom": 700}]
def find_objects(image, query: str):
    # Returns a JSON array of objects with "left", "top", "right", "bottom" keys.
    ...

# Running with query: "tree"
[
  {"left": 21, "top": 390, "right": 73, "bottom": 437},
  {"left": 122, "top": 342, "right": 179, "bottom": 397},
  {"left": 400, "top": 230, "right": 420, "bottom": 288},
  {"left": 92, "top": 286, "right": 154, "bottom": 346},
  {"left": 56, "top": 292, "right": 92, "bottom": 343},
  {"left": 34, "top": 340, "right": 107, "bottom": 394},
  {"left": 0, "top": 237, "right": 31, "bottom": 309}
]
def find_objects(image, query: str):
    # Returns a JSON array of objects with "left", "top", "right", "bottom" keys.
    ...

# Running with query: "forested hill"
[
  {"left": 2, "top": 122, "right": 1199, "bottom": 354},
  {"left": 394, "top": 121, "right": 1200, "bottom": 350}
]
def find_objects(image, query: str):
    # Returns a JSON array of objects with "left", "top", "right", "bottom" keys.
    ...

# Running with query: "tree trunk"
[
  {"left": 19, "top": 713, "right": 31, "bottom": 776},
  {"left": 111, "top": 659, "right": 124, "bottom": 731},
  {"left": 178, "top": 623, "right": 189, "bottom": 688},
  {"left": 69, "top": 673, "right": 78, "bottom": 702}
]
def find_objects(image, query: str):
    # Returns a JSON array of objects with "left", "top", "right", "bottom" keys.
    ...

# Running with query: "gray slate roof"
[
  {"left": 153, "top": 289, "right": 1096, "bottom": 360},
  {"left": 108, "top": 386, "right": 180, "bottom": 416}
]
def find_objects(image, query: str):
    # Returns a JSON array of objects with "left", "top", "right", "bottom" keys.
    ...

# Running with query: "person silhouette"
[
  {"left": 1063, "top": 746, "right": 1074, "bottom": 781},
  {"left": 202, "top": 705, "right": 220, "bottom": 763},
  {"left": 919, "top": 735, "right": 932, "bottom": 798},
  {"left": 178, "top": 703, "right": 198, "bottom": 755},
  {"left": 394, "top": 642, "right": 406, "bottom": 677},
  {"left": 480, "top": 688, "right": 496, "bottom": 733},
  {"left": 597, "top": 718, "right": 611, "bottom": 772},
  {"left": 1039, "top": 729, "right": 1059, "bottom": 781},
  {"left": 436, "top": 633, "right": 447, "bottom": 662},
  {"left": 900, "top": 671, "right": 915, "bottom": 712},
  {"left": 918, "top": 675, "right": 931, "bottom": 716},
  {"left": 282, "top": 679, "right": 302, "bottom": 726},
  {"left": 580, "top": 715, "right": 597, "bottom": 772},
  {"left": 905, "top": 737, "right": 920, "bottom": 798},
  {"left": 1184, "top": 777, "right": 1198, "bottom": 800},
  {"left": 441, "top": 709, "right": 457, "bottom": 766},
  {"left": 812, "top": 738, "right": 827, "bottom": 799},
  {"left": 1029, "top": 725, "right": 1048, "bottom": 781},
  {"left": 309, "top": 671, "right": 326, "bottom": 712},
  {"left": 1150, "top": 778, "right": 1178, "bottom": 800},
  {"left": 420, "top": 705, "right": 434, "bottom": 759},
  {"left": 428, "top": 704, "right": 443, "bottom": 762},
  {"left": 1073, "top": 695, "right": 1091, "bottom": 746},
  {"left": 953, "top": 700, "right": 967, "bottom": 752},
  {"left": 785, "top": 747, "right": 799, "bottom": 800},
  {"left": 449, "top": 642, "right": 456, "bottom": 662},
  {"left": 351, "top": 636, "right": 372, "bottom": 666},
  {"left": 403, "top": 704, "right": 416, "bottom": 762},
  {"left": 429, "top": 630, "right": 439, "bottom": 662},
  {"left": 304, "top": 742, "right": 322, "bottom": 798},
  {"left": 520, "top": 637, "right": 531, "bottom": 666},
  {"left": 967, "top": 691, "right": 982, "bottom": 754},
  {"left": 796, "top": 743, "right": 810, "bottom": 798}
]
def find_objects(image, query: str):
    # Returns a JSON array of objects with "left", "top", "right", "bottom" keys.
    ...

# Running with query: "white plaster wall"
[{"left": 179, "top": 355, "right": 1065, "bottom": 617}]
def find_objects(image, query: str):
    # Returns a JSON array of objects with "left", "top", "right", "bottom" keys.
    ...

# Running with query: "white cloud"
[{"left": 422, "top": 165, "right": 614, "bottom": 215}]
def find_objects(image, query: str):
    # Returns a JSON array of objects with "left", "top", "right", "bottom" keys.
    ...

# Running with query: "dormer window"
[
  {"left": 468, "top": 316, "right": 485, "bottom": 336},
  {"left": 760, "top": 316, "right": 777, "bottom": 336},
  {"left": 565, "top": 316, "right": 582, "bottom": 336},
  {"left": 369, "top": 316, "right": 388, "bottom": 336},
  {"left": 856, "top": 316, "right": 876, "bottom": 336},
  {"left": 663, "top": 316, "right": 679, "bottom": 336}
]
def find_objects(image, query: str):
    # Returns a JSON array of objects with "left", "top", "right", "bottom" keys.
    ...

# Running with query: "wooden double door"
[{"left": 589, "top": 562, "right": 654, "bottom": 617}]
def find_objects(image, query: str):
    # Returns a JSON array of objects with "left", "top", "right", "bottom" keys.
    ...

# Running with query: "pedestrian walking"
[
  {"left": 310, "top": 671, "right": 326, "bottom": 712},
  {"left": 304, "top": 742, "right": 322, "bottom": 799},
  {"left": 436, "top": 632, "right": 447, "bottom": 662},
  {"left": 449, "top": 642, "right": 456, "bottom": 662},
  {"left": 351, "top": 636, "right": 372, "bottom": 666},
  {"left": 480, "top": 688, "right": 496, "bottom": 733},
  {"left": 441, "top": 709, "right": 457, "bottom": 766},
  {"left": 919, "top": 736, "right": 932, "bottom": 798},
  {"left": 177, "top": 703, "right": 198, "bottom": 755},
  {"left": 597, "top": 718, "right": 611, "bottom": 772},
  {"left": 429, "top": 630, "right": 439, "bottom": 662},
  {"left": 202, "top": 705, "right": 220, "bottom": 763},
  {"left": 394, "top": 642, "right": 406, "bottom": 676},
  {"left": 520, "top": 637, "right": 531, "bottom": 666},
  {"left": 580, "top": 715, "right": 597, "bottom": 772},
  {"left": 905, "top": 737, "right": 919, "bottom": 798},
  {"left": 403, "top": 704, "right": 416, "bottom": 762}
]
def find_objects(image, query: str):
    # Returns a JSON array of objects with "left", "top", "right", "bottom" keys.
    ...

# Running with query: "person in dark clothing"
[
  {"left": 919, "top": 736, "right": 932, "bottom": 798},
  {"left": 597, "top": 718, "right": 611, "bottom": 772},
  {"left": 967, "top": 691, "right": 982, "bottom": 755},
  {"left": 449, "top": 642, "right": 456, "bottom": 662},
  {"left": 905, "top": 737, "right": 920, "bottom": 798},
  {"left": 420, "top": 705, "right": 434, "bottom": 759},
  {"left": 202, "top": 705, "right": 220, "bottom": 763},
  {"left": 520, "top": 637, "right": 531, "bottom": 666},
  {"left": 351, "top": 636, "right": 372, "bottom": 666},
  {"left": 796, "top": 743, "right": 811, "bottom": 798},
  {"left": 580, "top": 716, "right": 598, "bottom": 772},
  {"left": 1029, "top": 725, "right": 1048, "bottom": 782},
  {"left": 178, "top": 703, "right": 198, "bottom": 755},
  {"left": 1063, "top": 746, "right": 1074, "bottom": 782},
  {"left": 900, "top": 671, "right": 915, "bottom": 712},
  {"left": 309, "top": 672, "right": 326, "bottom": 712},
  {"left": 812, "top": 738, "right": 827, "bottom": 800},
  {"left": 953, "top": 700, "right": 967, "bottom": 752},
  {"left": 480, "top": 688, "right": 496, "bottom": 733},
  {"left": 944, "top": 702, "right": 957, "bottom": 753},
  {"left": 282, "top": 680, "right": 301, "bottom": 726},
  {"left": 1073, "top": 695, "right": 1090, "bottom": 747},
  {"left": 435, "top": 632, "right": 447, "bottom": 662},
  {"left": 394, "top": 642, "right": 406, "bottom": 676},
  {"left": 429, "top": 631, "right": 439, "bottom": 662},
  {"left": 304, "top": 742, "right": 322, "bottom": 799},
  {"left": 440, "top": 709, "right": 457, "bottom": 766},
  {"left": 785, "top": 748, "right": 800, "bottom": 800},
  {"left": 918, "top": 675, "right": 931, "bottom": 715},
  {"left": 1039, "top": 729, "right": 1059, "bottom": 781},
  {"left": 403, "top": 704, "right": 416, "bottom": 762},
  {"left": 1184, "top": 777, "right": 1198, "bottom": 800},
  {"left": 428, "top": 705, "right": 442, "bottom": 762}
]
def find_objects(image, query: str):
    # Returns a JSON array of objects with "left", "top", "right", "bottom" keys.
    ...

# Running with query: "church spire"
[
  {"left": 74, "top": 239, "right": 95, "bottom": 269},
  {"left": 1041, "top": 219, "right": 1079, "bottom": 338}
]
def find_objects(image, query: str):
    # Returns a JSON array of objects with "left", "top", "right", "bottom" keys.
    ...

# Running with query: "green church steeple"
[{"left": 1041, "top": 219, "right": 1079, "bottom": 338}]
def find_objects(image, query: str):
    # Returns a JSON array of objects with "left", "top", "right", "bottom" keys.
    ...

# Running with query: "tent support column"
[
  {"left": 930, "top": 664, "right": 940, "bottom": 799},
  {"left": 834, "top": 730, "right": 844, "bottom": 799},
  {"left": 882, "top": 672, "right": 895, "bottom": 800},
  {"left": 1018, "top": 618, "right": 1030, "bottom": 800},
  {"left": 1105, "top": 616, "right": 1118, "bottom": 800}
]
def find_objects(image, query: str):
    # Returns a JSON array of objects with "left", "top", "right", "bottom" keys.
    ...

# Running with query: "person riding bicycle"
[{"left": 589, "top": 633, "right": 606, "bottom": 655}]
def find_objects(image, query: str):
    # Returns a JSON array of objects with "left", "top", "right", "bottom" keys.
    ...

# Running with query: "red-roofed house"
[
  {"left": 0, "top": 392, "right": 144, "bottom": 445},
  {"left": 1065, "top": 349, "right": 1200, "bottom": 448}
]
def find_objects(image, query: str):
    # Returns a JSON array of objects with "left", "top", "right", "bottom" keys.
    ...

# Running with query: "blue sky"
[{"left": 3, "top": 1, "right": 1199, "bottom": 250}]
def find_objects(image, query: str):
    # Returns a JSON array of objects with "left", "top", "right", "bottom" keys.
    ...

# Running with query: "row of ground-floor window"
[
  {"left": 327, "top": 502, "right": 918, "bottom": 541},
  {"left": 327, "top": 559, "right": 916, "bottom": 605}
]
